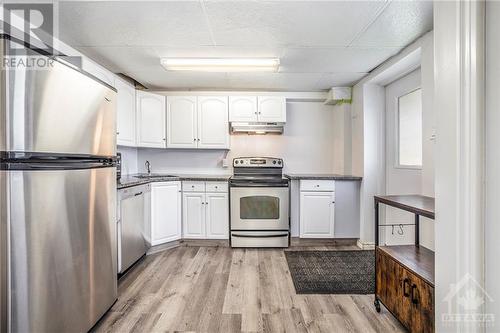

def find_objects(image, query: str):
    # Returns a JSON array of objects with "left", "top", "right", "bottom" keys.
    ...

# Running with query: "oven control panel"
[{"left": 233, "top": 157, "right": 283, "bottom": 168}]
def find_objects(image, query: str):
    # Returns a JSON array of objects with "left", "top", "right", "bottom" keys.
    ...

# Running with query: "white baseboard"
[{"left": 357, "top": 239, "right": 375, "bottom": 250}]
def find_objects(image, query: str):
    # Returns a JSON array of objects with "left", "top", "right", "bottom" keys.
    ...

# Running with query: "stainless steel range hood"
[{"left": 231, "top": 122, "right": 284, "bottom": 134}]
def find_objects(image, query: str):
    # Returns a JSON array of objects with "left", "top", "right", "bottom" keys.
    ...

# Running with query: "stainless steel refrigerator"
[{"left": 0, "top": 36, "right": 118, "bottom": 332}]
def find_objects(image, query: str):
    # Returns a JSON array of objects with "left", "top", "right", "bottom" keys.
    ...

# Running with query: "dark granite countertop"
[
  {"left": 117, "top": 173, "right": 231, "bottom": 189},
  {"left": 285, "top": 173, "right": 362, "bottom": 181}
]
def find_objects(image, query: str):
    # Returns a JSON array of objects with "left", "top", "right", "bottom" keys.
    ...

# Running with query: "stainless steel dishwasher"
[{"left": 117, "top": 184, "right": 151, "bottom": 274}]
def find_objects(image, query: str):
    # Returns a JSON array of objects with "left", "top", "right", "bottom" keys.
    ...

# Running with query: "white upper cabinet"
[
  {"left": 136, "top": 91, "right": 166, "bottom": 148},
  {"left": 151, "top": 182, "right": 182, "bottom": 245},
  {"left": 229, "top": 96, "right": 258, "bottom": 122},
  {"left": 166, "top": 96, "right": 198, "bottom": 148},
  {"left": 229, "top": 96, "right": 286, "bottom": 122},
  {"left": 115, "top": 78, "right": 136, "bottom": 147},
  {"left": 258, "top": 96, "right": 286, "bottom": 122},
  {"left": 81, "top": 59, "right": 115, "bottom": 87},
  {"left": 167, "top": 96, "right": 229, "bottom": 149},
  {"left": 198, "top": 97, "right": 229, "bottom": 149}
]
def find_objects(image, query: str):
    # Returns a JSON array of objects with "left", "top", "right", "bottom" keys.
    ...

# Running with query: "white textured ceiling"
[{"left": 58, "top": 0, "right": 433, "bottom": 91}]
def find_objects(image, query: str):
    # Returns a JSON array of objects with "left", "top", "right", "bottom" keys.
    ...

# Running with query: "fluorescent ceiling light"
[{"left": 160, "top": 58, "right": 280, "bottom": 72}]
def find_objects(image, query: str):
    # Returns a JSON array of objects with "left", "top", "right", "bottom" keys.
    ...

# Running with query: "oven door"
[{"left": 230, "top": 187, "right": 289, "bottom": 230}]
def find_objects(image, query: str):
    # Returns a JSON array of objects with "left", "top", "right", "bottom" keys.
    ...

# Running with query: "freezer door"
[
  {"left": 7, "top": 167, "right": 117, "bottom": 333},
  {"left": 2, "top": 54, "right": 116, "bottom": 156}
]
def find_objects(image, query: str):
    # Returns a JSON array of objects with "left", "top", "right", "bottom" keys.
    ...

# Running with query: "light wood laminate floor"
[{"left": 93, "top": 245, "right": 405, "bottom": 333}]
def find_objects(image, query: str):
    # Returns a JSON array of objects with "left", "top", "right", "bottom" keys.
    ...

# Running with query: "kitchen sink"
[{"left": 134, "top": 174, "right": 177, "bottom": 179}]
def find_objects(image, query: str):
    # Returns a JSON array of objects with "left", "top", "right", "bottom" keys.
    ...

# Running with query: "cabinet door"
[
  {"left": 206, "top": 192, "right": 229, "bottom": 239},
  {"left": 151, "top": 182, "right": 181, "bottom": 245},
  {"left": 409, "top": 273, "right": 434, "bottom": 333},
  {"left": 198, "top": 96, "right": 229, "bottom": 149},
  {"left": 229, "top": 96, "right": 258, "bottom": 122},
  {"left": 115, "top": 78, "right": 136, "bottom": 146},
  {"left": 183, "top": 192, "right": 206, "bottom": 239},
  {"left": 136, "top": 91, "right": 166, "bottom": 148},
  {"left": 376, "top": 250, "right": 402, "bottom": 318},
  {"left": 299, "top": 191, "right": 335, "bottom": 238},
  {"left": 257, "top": 96, "right": 286, "bottom": 122},
  {"left": 167, "top": 96, "right": 197, "bottom": 148}
]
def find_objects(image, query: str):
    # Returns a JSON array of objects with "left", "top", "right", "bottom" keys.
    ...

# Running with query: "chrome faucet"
[{"left": 145, "top": 160, "right": 151, "bottom": 175}]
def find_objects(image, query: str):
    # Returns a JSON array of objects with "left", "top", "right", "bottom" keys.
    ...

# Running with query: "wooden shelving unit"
[{"left": 374, "top": 195, "right": 435, "bottom": 333}]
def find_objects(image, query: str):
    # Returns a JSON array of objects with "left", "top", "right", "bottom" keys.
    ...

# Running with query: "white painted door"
[
  {"left": 383, "top": 70, "right": 424, "bottom": 246},
  {"left": 206, "top": 192, "right": 229, "bottom": 239},
  {"left": 151, "top": 182, "right": 181, "bottom": 245},
  {"left": 197, "top": 96, "right": 229, "bottom": 149},
  {"left": 136, "top": 91, "right": 166, "bottom": 148},
  {"left": 257, "top": 96, "right": 286, "bottom": 122},
  {"left": 229, "top": 96, "right": 258, "bottom": 122},
  {"left": 299, "top": 191, "right": 335, "bottom": 238},
  {"left": 167, "top": 96, "right": 198, "bottom": 148},
  {"left": 115, "top": 78, "right": 136, "bottom": 146},
  {"left": 182, "top": 192, "right": 206, "bottom": 239}
]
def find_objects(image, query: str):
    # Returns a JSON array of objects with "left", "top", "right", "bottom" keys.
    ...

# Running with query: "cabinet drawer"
[
  {"left": 206, "top": 182, "right": 228, "bottom": 193},
  {"left": 300, "top": 180, "right": 335, "bottom": 192},
  {"left": 182, "top": 181, "right": 205, "bottom": 192}
]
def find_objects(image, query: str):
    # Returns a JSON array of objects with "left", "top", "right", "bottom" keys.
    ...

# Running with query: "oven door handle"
[{"left": 231, "top": 233, "right": 289, "bottom": 238}]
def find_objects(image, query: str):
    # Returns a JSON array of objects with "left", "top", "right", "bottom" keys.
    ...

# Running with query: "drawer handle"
[
  {"left": 411, "top": 284, "right": 419, "bottom": 305},
  {"left": 134, "top": 191, "right": 143, "bottom": 196},
  {"left": 316, "top": 184, "right": 320, "bottom": 187},
  {"left": 403, "top": 278, "right": 410, "bottom": 297},
  {"left": 192, "top": 185, "right": 195, "bottom": 188},
  {"left": 215, "top": 186, "right": 218, "bottom": 189}
]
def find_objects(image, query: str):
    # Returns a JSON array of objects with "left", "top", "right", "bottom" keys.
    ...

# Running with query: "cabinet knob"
[
  {"left": 215, "top": 186, "right": 218, "bottom": 189},
  {"left": 116, "top": 131, "right": 120, "bottom": 135},
  {"left": 163, "top": 138, "right": 166, "bottom": 141},
  {"left": 205, "top": 202, "right": 208, "bottom": 205},
  {"left": 316, "top": 184, "right": 320, "bottom": 187},
  {"left": 194, "top": 138, "right": 196, "bottom": 141}
]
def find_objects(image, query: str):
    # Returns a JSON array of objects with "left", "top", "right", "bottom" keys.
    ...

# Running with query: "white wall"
[
  {"left": 133, "top": 102, "right": 344, "bottom": 175},
  {"left": 485, "top": 1, "right": 500, "bottom": 329}
]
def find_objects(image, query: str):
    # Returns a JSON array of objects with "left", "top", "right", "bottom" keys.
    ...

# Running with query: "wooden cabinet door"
[
  {"left": 166, "top": 96, "right": 197, "bottom": 148},
  {"left": 399, "top": 266, "right": 414, "bottom": 329},
  {"left": 115, "top": 78, "right": 136, "bottom": 146},
  {"left": 182, "top": 192, "right": 206, "bottom": 238},
  {"left": 136, "top": 91, "right": 166, "bottom": 148},
  {"left": 299, "top": 191, "right": 335, "bottom": 238},
  {"left": 229, "top": 96, "right": 258, "bottom": 122},
  {"left": 376, "top": 250, "right": 401, "bottom": 318},
  {"left": 205, "top": 192, "right": 229, "bottom": 239},
  {"left": 410, "top": 274, "right": 434, "bottom": 333},
  {"left": 151, "top": 182, "right": 181, "bottom": 245},
  {"left": 257, "top": 96, "right": 286, "bottom": 122},
  {"left": 197, "top": 96, "right": 229, "bottom": 149}
]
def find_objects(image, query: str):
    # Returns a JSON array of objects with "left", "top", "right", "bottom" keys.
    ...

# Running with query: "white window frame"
[{"left": 395, "top": 87, "right": 423, "bottom": 170}]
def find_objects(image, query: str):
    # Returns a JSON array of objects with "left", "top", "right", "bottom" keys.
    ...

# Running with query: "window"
[
  {"left": 397, "top": 89, "right": 422, "bottom": 167},
  {"left": 240, "top": 196, "right": 279, "bottom": 219}
]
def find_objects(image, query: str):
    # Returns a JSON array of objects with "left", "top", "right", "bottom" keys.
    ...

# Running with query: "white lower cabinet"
[
  {"left": 299, "top": 180, "right": 335, "bottom": 238},
  {"left": 183, "top": 192, "right": 206, "bottom": 239},
  {"left": 206, "top": 192, "right": 229, "bottom": 239},
  {"left": 182, "top": 181, "right": 229, "bottom": 239},
  {"left": 151, "top": 182, "right": 182, "bottom": 245}
]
